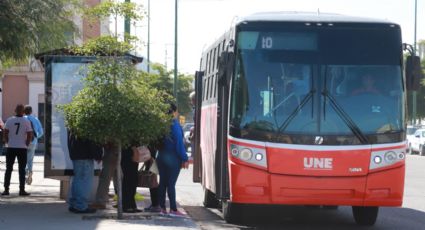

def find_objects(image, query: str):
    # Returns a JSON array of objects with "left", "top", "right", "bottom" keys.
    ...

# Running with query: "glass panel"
[
  {"left": 230, "top": 49, "right": 313, "bottom": 134},
  {"left": 323, "top": 65, "right": 403, "bottom": 135},
  {"left": 230, "top": 22, "right": 403, "bottom": 143},
  {"left": 210, "top": 75, "right": 214, "bottom": 98},
  {"left": 51, "top": 62, "right": 87, "bottom": 170}
]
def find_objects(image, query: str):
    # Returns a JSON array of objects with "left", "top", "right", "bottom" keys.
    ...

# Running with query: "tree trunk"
[{"left": 115, "top": 141, "right": 123, "bottom": 219}]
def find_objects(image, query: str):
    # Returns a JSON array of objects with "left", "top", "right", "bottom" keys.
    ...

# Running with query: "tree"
[
  {"left": 60, "top": 1, "right": 170, "bottom": 219},
  {"left": 62, "top": 37, "right": 172, "bottom": 219},
  {"left": 61, "top": 57, "right": 171, "bottom": 147},
  {"left": 141, "top": 63, "right": 194, "bottom": 117},
  {"left": 0, "top": 0, "right": 78, "bottom": 64},
  {"left": 407, "top": 40, "right": 425, "bottom": 122}
]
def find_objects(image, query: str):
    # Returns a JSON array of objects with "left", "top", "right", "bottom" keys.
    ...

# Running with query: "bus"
[{"left": 192, "top": 11, "right": 421, "bottom": 226}]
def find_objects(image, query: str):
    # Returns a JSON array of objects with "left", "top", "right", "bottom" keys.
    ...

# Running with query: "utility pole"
[
  {"left": 124, "top": 0, "right": 131, "bottom": 41},
  {"left": 174, "top": 0, "right": 178, "bottom": 106},
  {"left": 412, "top": 0, "right": 418, "bottom": 124},
  {"left": 147, "top": 0, "right": 151, "bottom": 73},
  {"left": 165, "top": 47, "right": 168, "bottom": 70}
]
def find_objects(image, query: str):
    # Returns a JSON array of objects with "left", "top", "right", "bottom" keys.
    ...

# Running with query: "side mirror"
[{"left": 406, "top": 55, "right": 423, "bottom": 91}]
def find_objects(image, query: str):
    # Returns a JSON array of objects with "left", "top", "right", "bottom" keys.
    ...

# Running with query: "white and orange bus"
[{"left": 192, "top": 12, "right": 420, "bottom": 226}]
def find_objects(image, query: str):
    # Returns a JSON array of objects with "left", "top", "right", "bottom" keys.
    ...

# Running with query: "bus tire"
[
  {"left": 222, "top": 201, "right": 242, "bottom": 224},
  {"left": 352, "top": 206, "right": 379, "bottom": 226},
  {"left": 203, "top": 188, "right": 220, "bottom": 208}
]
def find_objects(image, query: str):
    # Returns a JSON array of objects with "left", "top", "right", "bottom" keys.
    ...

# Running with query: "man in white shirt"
[{"left": 2, "top": 104, "right": 33, "bottom": 196}]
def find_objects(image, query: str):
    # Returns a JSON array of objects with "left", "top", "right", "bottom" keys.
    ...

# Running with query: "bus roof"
[{"left": 238, "top": 11, "right": 396, "bottom": 25}]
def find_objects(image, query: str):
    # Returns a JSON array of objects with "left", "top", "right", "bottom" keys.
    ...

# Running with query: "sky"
[{"left": 119, "top": 0, "right": 425, "bottom": 74}]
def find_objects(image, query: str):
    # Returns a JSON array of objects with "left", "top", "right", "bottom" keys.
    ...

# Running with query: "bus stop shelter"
[{"left": 35, "top": 50, "right": 143, "bottom": 197}]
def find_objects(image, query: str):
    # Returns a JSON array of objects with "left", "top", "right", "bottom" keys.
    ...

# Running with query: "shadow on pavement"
[{"left": 186, "top": 204, "right": 425, "bottom": 230}]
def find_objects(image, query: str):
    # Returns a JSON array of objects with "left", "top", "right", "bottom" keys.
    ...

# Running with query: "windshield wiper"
[
  {"left": 277, "top": 89, "right": 315, "bottom": 133},
  {"left": 322, "top": 90, "right": 369, "bottom": 144},
  {"left": 271, "top": 92, "right": 296, "bottom": 113}
]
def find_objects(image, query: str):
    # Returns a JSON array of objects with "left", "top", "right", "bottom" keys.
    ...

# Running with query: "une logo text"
[{"left": 304, "top": 157, "right": 333, "bottom": 170}]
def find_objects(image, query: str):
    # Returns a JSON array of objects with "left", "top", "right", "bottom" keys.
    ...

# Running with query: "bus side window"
[
  {"left": 212, "top": 48, "right": 217, "bottom": 73},
  {"left": 214, "top": 74, "right": 218, "bottom": 98},
  {"left": 206, "top": 53, "right": 210, "bottom": 75},
  {"left": 209, "top": 50, "right": 213, "bottom": 74},
  {"left": 206, "top": 77, "right": 210, "bottom": 100},
  {"left": 217, "top": 44, "right": 221, "bottom": 70},
  {"left": 203, "top": 78, "right": 207, "bottom": 101},
  {"left": 210, "top": 75, "right": 214, "bottom": 99}
]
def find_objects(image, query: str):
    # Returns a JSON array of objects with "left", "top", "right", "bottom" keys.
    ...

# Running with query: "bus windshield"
[{"left": 229, "top": 22, "right": 403, "bottom": 144}]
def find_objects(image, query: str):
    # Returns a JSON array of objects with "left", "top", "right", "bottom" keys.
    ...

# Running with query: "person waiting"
[{"left": 2, "top": 104, "right": 33, "bottom": 196}]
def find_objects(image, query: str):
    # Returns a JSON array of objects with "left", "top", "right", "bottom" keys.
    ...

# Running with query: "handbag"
[
  {"left": 132, "top": 146, "right": 151, "bottom": 163},
  {"left": 137, "top": 164, "right": 159, "bottom": 188},
  {"left": 149, "top": 159, "right": 159, "bottom": 175}
]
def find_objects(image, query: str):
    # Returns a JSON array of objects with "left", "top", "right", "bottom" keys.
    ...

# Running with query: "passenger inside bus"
[{"left": 351, "top": 73, "right": 380, "bottom": 96}]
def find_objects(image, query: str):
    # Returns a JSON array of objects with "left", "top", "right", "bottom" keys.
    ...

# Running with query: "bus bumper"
[{"left": 229, "top": 162, "right": 404, "bottom": 207}]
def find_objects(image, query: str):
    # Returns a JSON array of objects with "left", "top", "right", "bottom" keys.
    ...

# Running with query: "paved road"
[
  {"left": 1, "top": 154, "right": 424, "bottom": 229},
  {"left": 176, "top": 154, "right": 425, "bottom": 230}
]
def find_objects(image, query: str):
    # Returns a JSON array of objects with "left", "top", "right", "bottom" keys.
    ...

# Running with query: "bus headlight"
[
  {"left": 374, "top": 156, "right": 382, "bottom": 164},
  {"left": 370, "top": 147, "right": 405, "bottom": 171},
  {"left": 231, "top": 145, "right": 239, "bottom": 156},
  {"left": 228, "top": 141, "right": 267, "bottom": 169},
  {"left": 384, "top": 151, "right": 397, "bottom": 163},
  {"left": 240, "top": 148, "right": 253, "bottom": 161},
  {"left": 255, "top": 153, "right": 264, "bottom": 161}
]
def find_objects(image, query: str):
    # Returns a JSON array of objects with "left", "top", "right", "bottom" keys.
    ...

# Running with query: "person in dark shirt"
[
  {"left": 67, "top": 130, "right": 103, "bottom": 214},
  {"left": 120, "top": 146, "right": 142, "bottom": 213}
]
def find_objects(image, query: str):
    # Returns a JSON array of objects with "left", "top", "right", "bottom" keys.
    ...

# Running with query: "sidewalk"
[{"left": 0, "top": 155, "right": 198, "bottom": 230}]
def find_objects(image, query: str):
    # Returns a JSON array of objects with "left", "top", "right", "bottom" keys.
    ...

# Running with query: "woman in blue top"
[{"left": 157, "top": 103, "right": 189, "bottom": 217}]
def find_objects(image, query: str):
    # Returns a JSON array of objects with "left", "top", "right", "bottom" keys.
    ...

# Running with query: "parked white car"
[
  {"left": 406, "top": 126, "right": 419, "bottom": 154},
  {"left": 410, "top": 128, "right": 425, "bottom": 155}
]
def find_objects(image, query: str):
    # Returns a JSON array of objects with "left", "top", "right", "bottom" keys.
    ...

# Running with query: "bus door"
[
  {"left": 215, "top": 51, "right": 234, "bottom": 199},
  {"left": 193, "top": 71, "right": 204, "bottom": 183}
]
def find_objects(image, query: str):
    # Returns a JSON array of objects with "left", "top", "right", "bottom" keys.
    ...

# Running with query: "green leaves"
[
  {"left": 61, "top": 58, "right": 171, "bottom": 147},
  {"left": 70, "top": 36, "right": 134, "bottom": 57},
  {"left": 140, "top": 64, "right": 194, "bottom": 116},
  {"left": 84, "top": 0, "right": 143, "bottom": 21},
  {"left": 0, "top": 0, "right": 78, "bottom": 63}
]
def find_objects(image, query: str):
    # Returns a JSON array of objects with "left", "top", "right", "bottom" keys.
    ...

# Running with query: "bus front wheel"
[
  {"left": 352, "top": 206, "right": 379, "bottom": 226},
  {"left": 222, "top": 201, "right": 242, "bottom": 224}
]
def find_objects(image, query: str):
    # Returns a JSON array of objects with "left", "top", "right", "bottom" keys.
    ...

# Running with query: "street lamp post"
[
  {"left": 412, "top": 0, "right": 418, "bottom": 124},
  {"left": 174, "top": 0, "right": 178, "bottom": 105},
  {"left": 124, "top": 0, "right": 131, "bottom": 41},
  {"left": 147, "top": 0, "right": 151, "bottom": 73}
]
